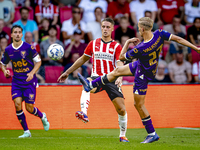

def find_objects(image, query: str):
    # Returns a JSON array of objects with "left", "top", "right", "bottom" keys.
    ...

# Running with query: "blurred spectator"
[
  {"left": 63, "top": 28, "right": 87, "bottom": 66},
  {"left": 40, "top": 25, "right": 64, "bottom": 66},
  {"left": 25, "top": 32, "right": 40, "bottom": 54},
  {"left": 187, "top": 17, "right": 200, "bottom": 46},
  {"left": 54, "top": 0, "right": 81, "bottom": 7},
  {"left": 0, "top": 36, "right": 8, "bottom": 60},
  {"left": 130, "top": 0, "right": 157, "bottom": 28},
  {"left": 12, "top": 0, "right": 30, "bottom": 7},
  {"left": 192, "top": 60, "right": 200, "bottom": 83},
  {"left": 0, "top": 0, "right": 15, "bottom": 27},
  {"left": 35, "top": 0, "right": 59, "bottom": 25},
  {"left": 165, "top": 42, "right": 192, "bottom": 64},
  {"left": 13, "top": 7, "right": 38, "bottom": 42},
  {"left": 184, "top": 0, "right": 200, "bottom": 25},
  {"left": 107, "top": 0, "right": 130, "bottom": 24},
  {"left": 152, "top": 59, "right": 171, "bottom": 83},
  {"left": 64, "top": 67, "right": 82, "bottom": 84},
  {"left": 86, "top": 7, "right": 103, "bottom": 42},
  {"left": 163, "top": 15, "right": 186, "bottom": 38},
  {"left": 144, "top": 11, "right": 158, "bottom": 32},
  {"left": 39, "top": 25, "right": 64, "bottom": 79},
  {"left": 0, "top": 19, "right": 10, "bottom": 43},
  {"left": 157, "top": 0, "right": 185, "bottom": 26},
  {"left": 61, "top": 6, "right": 86, "bottom": 46},
  {"left": 168, "top": 50, "right": 192, "bottom": 83},
  {"left": 39, "top": 18, "right": 50, "bottom": 43},
  {"left": 79, "top": 0, "right": 107, "bottom": 23},
  {"left": 114, "top": 16, "right": 136, "bottom": 43}
]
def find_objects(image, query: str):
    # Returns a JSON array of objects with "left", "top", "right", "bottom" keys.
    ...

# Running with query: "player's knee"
[
  {"left": 14, "top": 101, "right": 22, "bottom": 110},
  {"left": 134, "top": 101, "right": 143, "bottom": 109},
  {"left": 25, "top": 104, "right": 34, "bottom": 113},
  {"left": 117, "top": 107, "right": 126, "bottom": 116}
]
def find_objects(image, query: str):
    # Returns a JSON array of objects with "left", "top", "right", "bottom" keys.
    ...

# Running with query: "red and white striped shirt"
[
  {"left": 84, "top": 38, "right": 122, "bottom": 76},
  {"left": 35, "top": 3, "right": 59, "bottom": 20}
]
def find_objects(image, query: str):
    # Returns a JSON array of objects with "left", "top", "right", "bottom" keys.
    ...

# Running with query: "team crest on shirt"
[
  {"left": 21, "top": 51, "right": 26, "bottom": 58},
  {"left": 109, "top": 48, "right": 114, "bottom": 52},
  {"left": 31, "top": 46, "right": 35, "bottom": 49},
  {"left": 29, "top": 94, "right": 34, "bottom": 100}
]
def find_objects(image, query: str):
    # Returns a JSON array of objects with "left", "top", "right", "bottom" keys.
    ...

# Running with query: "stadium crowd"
[{"left": 0, "top": 0, "right": 200, "bottom": 84}]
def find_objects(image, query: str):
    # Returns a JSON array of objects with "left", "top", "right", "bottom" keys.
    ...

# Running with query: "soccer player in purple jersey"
[
  {"left": 77, "top": 17, "right": 200, "bottom": 143},
  {"left": 0, "top": 25, "right": 50, "bottom": 138}
]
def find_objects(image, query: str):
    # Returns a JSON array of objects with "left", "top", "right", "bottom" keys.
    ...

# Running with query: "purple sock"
[
  {"left": 91, "top": 75, "right": 109, "bottom": 88},
  {"left": 142, "top": 116, "right": 155, "bottom": 134},
  {"left": 16, "top": 110, "right": 29, "bottom": 131},
  {"left": 31, "top": 107, "right": 43, "bottom": 118}
]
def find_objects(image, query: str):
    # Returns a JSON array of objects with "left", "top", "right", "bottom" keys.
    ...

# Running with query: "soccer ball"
[{"left": 47, "top": 43, "right": 64, "bottom": 61}]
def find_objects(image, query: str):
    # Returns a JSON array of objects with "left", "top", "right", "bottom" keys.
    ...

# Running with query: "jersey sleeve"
[
  {"left": 125, "top": 47, "right": 140, "bottom": 60},
  {"left": 159, "top": 29, "right": 172, "bottom": 41},
  {"left": 1, "top": 50, "right": 10, "bottom": 65},
  {"left": 84, "top": 41, "right": 93, "bottom": 57},
  {"left": 30, "top": 45, "right": 39, "bottom": 58},
  {"left": 35, "top": 5, "right": 41, "bottom": 16},
  {"left": 53, "top": 5, "right": 59, "bottom": 16},
  {"left": 114, "top": 44, "right": 122, "bottom": 61}
]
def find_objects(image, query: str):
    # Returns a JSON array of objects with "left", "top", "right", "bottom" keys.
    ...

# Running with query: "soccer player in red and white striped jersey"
[
  {"left": 35, "top": 0, "right": 59, "bottom": 25},
  {"left": 58, "top": 18, "right": 129, "bottom": 142}
]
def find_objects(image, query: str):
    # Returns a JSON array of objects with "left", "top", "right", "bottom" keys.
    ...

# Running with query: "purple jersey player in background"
[
  {"left": 0, "top": 25, "right": 50, "bottom": 138},
  {"left": 77, "top": 17, "right": 200, "bottom": 143}
]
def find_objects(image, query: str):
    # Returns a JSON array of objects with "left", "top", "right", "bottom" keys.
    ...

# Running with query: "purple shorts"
[
  {"left": 11, "top": 82, "right": 37, "bottom": 104},
  {"left": 129, "top": 61, "right": 148, "bottom": 95}
]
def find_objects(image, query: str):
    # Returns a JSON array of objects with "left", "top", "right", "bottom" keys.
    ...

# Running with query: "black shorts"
[{"left": 90, "top": 76, "right": 124, "bottom": 101}]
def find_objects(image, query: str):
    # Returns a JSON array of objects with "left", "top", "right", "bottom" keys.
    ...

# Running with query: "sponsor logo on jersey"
[
  {"left": 139, "top": 74, "right": 144, "bottom": 80},
  {"left": 29, "top": 94, "right": 34, "bottom": 100}
]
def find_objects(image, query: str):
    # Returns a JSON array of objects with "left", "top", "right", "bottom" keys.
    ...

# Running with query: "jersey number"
[{"left": 148, "top": 44, "right": 163, "bottom": 66}]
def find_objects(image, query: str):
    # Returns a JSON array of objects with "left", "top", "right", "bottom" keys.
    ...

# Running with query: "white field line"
[{"left": 174, "top": 127, "right": 200, "bottom": 130}]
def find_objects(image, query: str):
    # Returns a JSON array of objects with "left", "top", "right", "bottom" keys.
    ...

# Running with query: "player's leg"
[
  {"left": 13, "top": 97, "right": 31, "bottom": 138},
  {"left": 78, "top": 63, "right": 134, "bottom": 92},
  {"left": 105, "top": 82, "right": 129, "bottom": 142},
  {"left": 76, "top": 77, "right": 98, "bottom": 123},
  {"left": 133, "top": 77, "right": 159, "bottom": 143},
  {"left": 24, "top": 84, "right": 50, "bottom": 131},
  {"left": 112, "top": 97, "right": 129, "bottom": 142}
]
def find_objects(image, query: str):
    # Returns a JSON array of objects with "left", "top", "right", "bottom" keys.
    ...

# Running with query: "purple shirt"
[
  {"left": 1, "top": 42, "right": 38, "bottom": 85},
  {"left": 126, "top": 29, "right": 171, "bottom": 80}
]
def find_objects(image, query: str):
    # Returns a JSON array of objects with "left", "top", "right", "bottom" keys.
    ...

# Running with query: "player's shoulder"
[{"left": 5, "top": 44, "right": 13, "bottom": 52}]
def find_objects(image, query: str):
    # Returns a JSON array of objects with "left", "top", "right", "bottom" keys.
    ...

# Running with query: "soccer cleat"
[
  {"left": 77, "top": 73, "right": 92, "bottom": 92},
  {"left": 18, "top": 131, "right": 31, "bottom": 138},
  {"left": 75, "top": 111, "right": 89, "bottom": 123},
  {"left": 141, "top": 133, "right": 160, "bottom": 143},
  {"left": 119, "top": 136, "right": 129, "bottom": 142},
  {"left": 41, "top": 112, "right": 50, "bottom": 131}
]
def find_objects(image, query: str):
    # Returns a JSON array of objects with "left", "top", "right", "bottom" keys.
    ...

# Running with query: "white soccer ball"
[{"left": 47, "top": 43, "right": 64, "bottom": 61}]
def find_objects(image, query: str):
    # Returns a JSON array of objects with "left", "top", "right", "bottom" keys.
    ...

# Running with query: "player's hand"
[
  {"left": 57, "top": 72, "right": 69, "bottom": 83},
  {"left": 115, "top": 77, "right": 123, "bottom": 88},
  {"left": 4, "top": 70, "right": 10, "bottom": 78},
  {"left": 128, "top": 38, "right": 140, "bottom": 46},
  {"left": 26, "top": 73, "right": 34, "bottom": 82}
]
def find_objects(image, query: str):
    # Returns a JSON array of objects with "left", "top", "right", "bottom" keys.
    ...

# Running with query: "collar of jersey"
[
  {"left": 12, "top": 41, "right": 23, "bottom": 50},
  {"left": 143, "top": 34, "right": 154, "bottom": 43},
  {"left": 101, "top": 38, "right": 113, "bottom": 44}
]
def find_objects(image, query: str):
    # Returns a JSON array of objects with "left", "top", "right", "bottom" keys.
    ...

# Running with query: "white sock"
[
  {"left": 80, "top": 90, "right": 90, "bottom": 115},
  {"left": 118, "top": 112, "right": 127, "bottom": 137},
  {"left": 89, "top": 82, "right": 93, "bottom": 89},
  {"left": 148, "top": 132, "right": 156, "bottom": 136}
]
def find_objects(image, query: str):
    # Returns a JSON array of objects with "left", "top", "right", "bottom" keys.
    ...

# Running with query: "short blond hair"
[{"left": 138, "top": 17, "right": 153, "bottom": 31}]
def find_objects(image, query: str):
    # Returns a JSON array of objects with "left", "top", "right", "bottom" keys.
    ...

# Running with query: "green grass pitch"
[{"left": 0, "top": 128, "right": 200, "bottom": 150}]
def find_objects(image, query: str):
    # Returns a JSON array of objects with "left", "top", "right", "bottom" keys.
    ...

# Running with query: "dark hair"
[
  {"left": 173, "top": 15, "right": 181, "bottom": 19},
  {"left": 48, "top": 25, "right": 57, "bottom": 32},
  {"left": 145, "top": 10, "right": 151, "bottom": 14},
  {"left": 94, "top": 7, "right": 102, "bottom": 13},
  {"left": 11, "top": 25, "right": 23, "bottom": 33},
  {"left": 101, "top": 18, "right": 115, "bottom": 26},
  {"left": 0, "top": 36, "right": 8, "bottom": 41},
  {"left": 19, "top": 7, "right": 30, "bottom": 14},
  {"left": 72, "top": 6, "right": 81, "bottom": 12},
  {"left": 193, "top": 17, "right": 200, "bottom": 23}
]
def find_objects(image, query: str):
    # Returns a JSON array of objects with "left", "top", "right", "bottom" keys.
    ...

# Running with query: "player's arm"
[
  {"left": 26, "top": 54, "right": 41, "bottom": 82},
  {"left": 0, "top": 62, "right": 10, "bottom": 77},
  {"left": 170, "top": 34, "right": 200, "bottom": 53},
  {"left": 58, "top": 55, "right": 90, "bottom": 82},
  {"left": 119, "top": 38, "right": 140, "bottom": 61}
]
